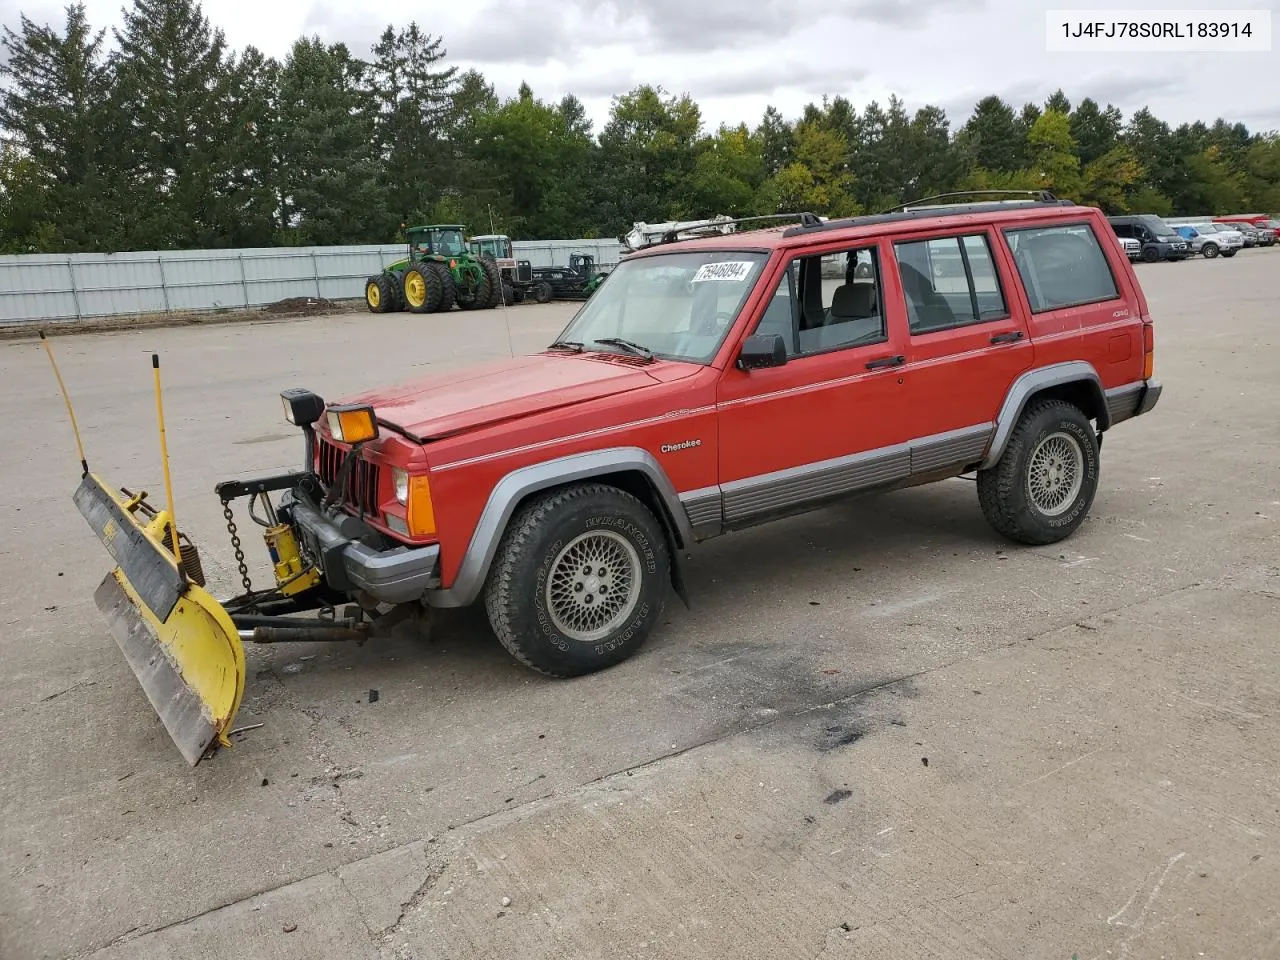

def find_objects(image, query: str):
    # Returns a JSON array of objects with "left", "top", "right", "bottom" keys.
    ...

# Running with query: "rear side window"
[
  {"left": 1004, "top": 223, "right": 1120, "bottom": 313},
  {"left": 893, "top": 233, "right": 1008, "bottom": 334}
]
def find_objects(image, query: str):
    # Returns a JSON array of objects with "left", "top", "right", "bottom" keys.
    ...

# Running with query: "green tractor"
[{"left": 365, "top": 224, "right": 502, "bottom": 314}]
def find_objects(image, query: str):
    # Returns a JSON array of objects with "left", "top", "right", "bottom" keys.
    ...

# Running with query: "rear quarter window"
[{"left": 1003, "top": 222, "right": 1120, "bottom": 313}]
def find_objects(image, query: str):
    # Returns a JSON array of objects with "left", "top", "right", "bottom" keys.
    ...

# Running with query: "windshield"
[
  {"left": 474, "top": 239, "right": 509, "bottom": 258},
  {"left": 435, "top": 229, "right": 465, "bottom": 256},
  {"left": 1137, "top": 215, "right": 1178, "bottom": 238},
  {"left": 551, "top": 250, "right": 770, "bottom": 364}
]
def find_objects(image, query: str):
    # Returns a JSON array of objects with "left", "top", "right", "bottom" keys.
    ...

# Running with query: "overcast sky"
[{"left": 3, "top": 0, "right": 1278, "bottom": 134}]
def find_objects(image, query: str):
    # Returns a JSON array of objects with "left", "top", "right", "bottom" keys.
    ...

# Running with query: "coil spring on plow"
[{"left": 161, "top": 526, "right": 207, "bottom": 587}]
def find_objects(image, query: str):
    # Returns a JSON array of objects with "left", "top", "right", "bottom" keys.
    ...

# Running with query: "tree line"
[{"left": 2, "top": 0, "right": 1278, "bottom": 255}]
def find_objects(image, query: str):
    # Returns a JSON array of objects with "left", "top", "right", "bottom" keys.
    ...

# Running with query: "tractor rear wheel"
[
  {"left": 457, "top": 261, "right": 495, "bottom": 311},
  {"left": 365, "top": 274, "right": 396, "bottom": 313},
  {"left": 479, "top": 257, "right": 502, "bottom": 308},
  {"left": 402, "top": 263, "right": 441, "bottom": 313},
  {"left": 428, "top": 262, "right": 456, "bottom": 312}
]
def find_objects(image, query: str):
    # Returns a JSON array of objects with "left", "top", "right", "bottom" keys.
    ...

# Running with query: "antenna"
[
  {"left": 39, "top": 331, "right": 90, "bottom": 477},
  {"left": 151, "top": 353, "right": 183, "bottom": 571},
  {"left": 489, "top": 203, "right": 515, "bottom": 359}
]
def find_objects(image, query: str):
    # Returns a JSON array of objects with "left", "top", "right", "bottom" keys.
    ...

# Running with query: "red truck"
[{"left": 71, "top": 192, "right": 1162, "bottom": 764}]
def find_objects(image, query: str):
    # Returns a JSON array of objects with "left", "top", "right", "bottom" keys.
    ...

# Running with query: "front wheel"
[
  {"left": 976, "top": 399, "right": 1100, "bottom": 546},
  {"left": 365, "top": 274, "right": 396, "bottom": 313},
  {"left": 483, "top": 484, "right": 670, "bottom": 678},
  {"left": 1202, "top": 243, "right": 1219, "bottom": 259},
  {"left": 1222, "top": 249, "right": 1237, "bottom": 258}
]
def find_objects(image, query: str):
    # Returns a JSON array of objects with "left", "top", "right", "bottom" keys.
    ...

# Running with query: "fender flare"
[
  {"left": 979, "top": 361, "right": 1108, "bottom": 471},
  {"left": 424, "top": 446, "right": 693, "bottom": 608}
]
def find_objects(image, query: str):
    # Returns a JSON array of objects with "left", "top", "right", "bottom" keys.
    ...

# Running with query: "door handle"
[
  {"left": 865, "top": 354, "right": 905, "bottom": 370},
  {"left": 990, "top": 331, "right": 1024, "bottom": 344}
]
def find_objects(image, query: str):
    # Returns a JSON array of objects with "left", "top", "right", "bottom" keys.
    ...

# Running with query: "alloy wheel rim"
[
  {"left": 544, "top": 530, "right": 642, "bottom": 643},
  {"left": 1027, "top": 431, "right": 1085, "bottom": 517}
]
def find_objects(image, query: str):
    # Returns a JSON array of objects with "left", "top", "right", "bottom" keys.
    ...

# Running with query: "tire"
[
  {"left": 534, "top": 281, "right": 553, "bottom": 304},
  {"left": 1202, "top": 243, "right": 1219, "bottom": 259},
  {"left": 501, "top": 280, "right": 516, "bottom": 306},
  {"left": 1222, "top": 249, "right": 1237, "bottom": 258},
  {"left": 976, "top": 398, "right": 1100, "bottom": 546},
  {"left": 483, "top": 483, "right": 671, "bottom": 678},
  {"left": 479, "top": 257, "right": 502, "bottom": 308},
  {"left": 365, "top": 274, "right": 395, "bottom": 313},
  {"left": 428, "top": 262, "right": 456, "bottom": 312},
  {"left": 1140, "top": 245, "right": 1159, "bottom": 263},
  {"left": 402, "top": 262, "right": 441, "bottom": 313},
  {"left": 457, "top": 261, "right": 494, "bottom": 311}
]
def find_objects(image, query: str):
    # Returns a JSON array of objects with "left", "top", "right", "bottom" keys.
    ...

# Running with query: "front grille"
[{"left": 316, "top": 437, "right": 382, "bottom": 516}]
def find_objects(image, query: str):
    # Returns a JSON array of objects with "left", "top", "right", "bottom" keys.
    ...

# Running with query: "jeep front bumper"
[{"left": 290, "top": 496, "right": 440, "bottom": 605}]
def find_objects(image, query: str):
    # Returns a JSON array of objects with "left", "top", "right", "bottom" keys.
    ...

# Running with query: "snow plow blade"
[{"left": 75, "top": 473, "right": 245, "bottom": 766}]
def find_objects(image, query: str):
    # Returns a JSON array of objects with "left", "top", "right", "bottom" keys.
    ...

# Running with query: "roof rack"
[
  {"left": 781, "top": 193, "right": 1075, "bottom": 238},
  {"left": 880, "top": 190, "right": 1061, "bottom": 215},
  {"left": 623, "top": 212, "right": 825, "bottom": 251}
]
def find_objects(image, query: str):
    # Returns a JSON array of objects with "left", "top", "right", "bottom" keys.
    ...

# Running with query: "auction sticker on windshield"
[{"left": 691, "top": 261, "right": 755, "bottom": 283}]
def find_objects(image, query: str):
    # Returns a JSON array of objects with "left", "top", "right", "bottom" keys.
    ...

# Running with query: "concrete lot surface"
[{"left": 2, "top": 252, "right": 1279, "bottom": 959}]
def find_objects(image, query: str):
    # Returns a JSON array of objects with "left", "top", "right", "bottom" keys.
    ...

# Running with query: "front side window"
[
  {"left": 552, "top": 250, "right": 769, "bottom": 364},
  {"left": 751, "top": 246, "right": 887, "bottom": 358},
  {"left": 893, "top": 233, "right": 1008, "bottom": 334},
  {"left": 1004, "top": 223, "right": 1120, "bottom": 313}
]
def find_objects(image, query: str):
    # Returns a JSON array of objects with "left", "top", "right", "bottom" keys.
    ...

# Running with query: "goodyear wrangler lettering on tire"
[
  {"left": 585, "top": 515, "right": 658, "bottom": 575},
  {"left": 483, "top": 483, "right": 670, "bottom": 678}
]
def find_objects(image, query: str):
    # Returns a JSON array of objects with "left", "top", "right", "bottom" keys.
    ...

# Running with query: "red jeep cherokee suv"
[{"left": 265, "top": 196, "right": 1161, "bottom": 678}]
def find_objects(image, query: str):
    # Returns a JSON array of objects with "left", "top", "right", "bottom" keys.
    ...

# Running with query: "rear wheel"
[
  {"left": 977, "top": 399, "right": 1100, "bottom": 546},
  {"left": 1202, "top": 242, "right": 1219, "bottom": 259},
  {"left": 483, "top": 484, "right": 670, "bottom": 678},
  {"left": 428, "top": 262, "right": 456, "bottom": 312},
  {"left": 456, "top": 261, "right": 494, "bottom": 311},
  {"left": 479, "top": 257, "right": 502, "bottom": 308},
  {"left": 402, "top": 263, "right": 441, "bottom": 313}
]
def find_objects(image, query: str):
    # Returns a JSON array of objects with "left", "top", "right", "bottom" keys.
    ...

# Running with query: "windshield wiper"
[
  {"left": 547, "top": 340, "right": 584, "bottom": 352},
  {"left": 591, "top": 337, "right": 653, "bottom": 359}
]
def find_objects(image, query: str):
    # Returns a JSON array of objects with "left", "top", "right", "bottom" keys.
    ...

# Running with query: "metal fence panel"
[{"left": 0, "top": 240, "right": 610, "bottom": 326}]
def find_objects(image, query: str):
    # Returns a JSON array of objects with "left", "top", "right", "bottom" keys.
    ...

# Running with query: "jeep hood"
[{"left": 343, "top": 353, "right": 672, "bottom": 441}]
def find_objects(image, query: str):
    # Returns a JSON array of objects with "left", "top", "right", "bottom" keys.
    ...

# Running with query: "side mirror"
[{"left": 737, "top": 333, "right": 787, "bottom": 370}]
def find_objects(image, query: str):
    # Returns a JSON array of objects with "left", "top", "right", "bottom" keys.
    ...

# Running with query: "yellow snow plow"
[
  {"left": 74, "top": 471, "right": 246, "bottom": 765},
  {"left": 42, "top": 336, "right": 403, "bottom": 766}
]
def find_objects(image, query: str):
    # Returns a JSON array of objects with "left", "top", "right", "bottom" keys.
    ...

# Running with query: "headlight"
[
  {"left": 280, "top": 388, "right": 324, "bottom": 426},
  {"left": 324, "top": 404, "right": 378, "bottom": 444},
  {"left": 393, "top": 467, "right": 409, "bottom": 504}
]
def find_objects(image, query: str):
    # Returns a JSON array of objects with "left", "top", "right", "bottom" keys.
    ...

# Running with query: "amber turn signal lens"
[
  {"left": 325, "top": 404, "right": 378, "bottom": 444},
  {"left": 406, "top": 474, "right": 436, "bottom": 537},
  {"left": 1142, "top": 323, "right": 1154, "bottom": 379}
]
